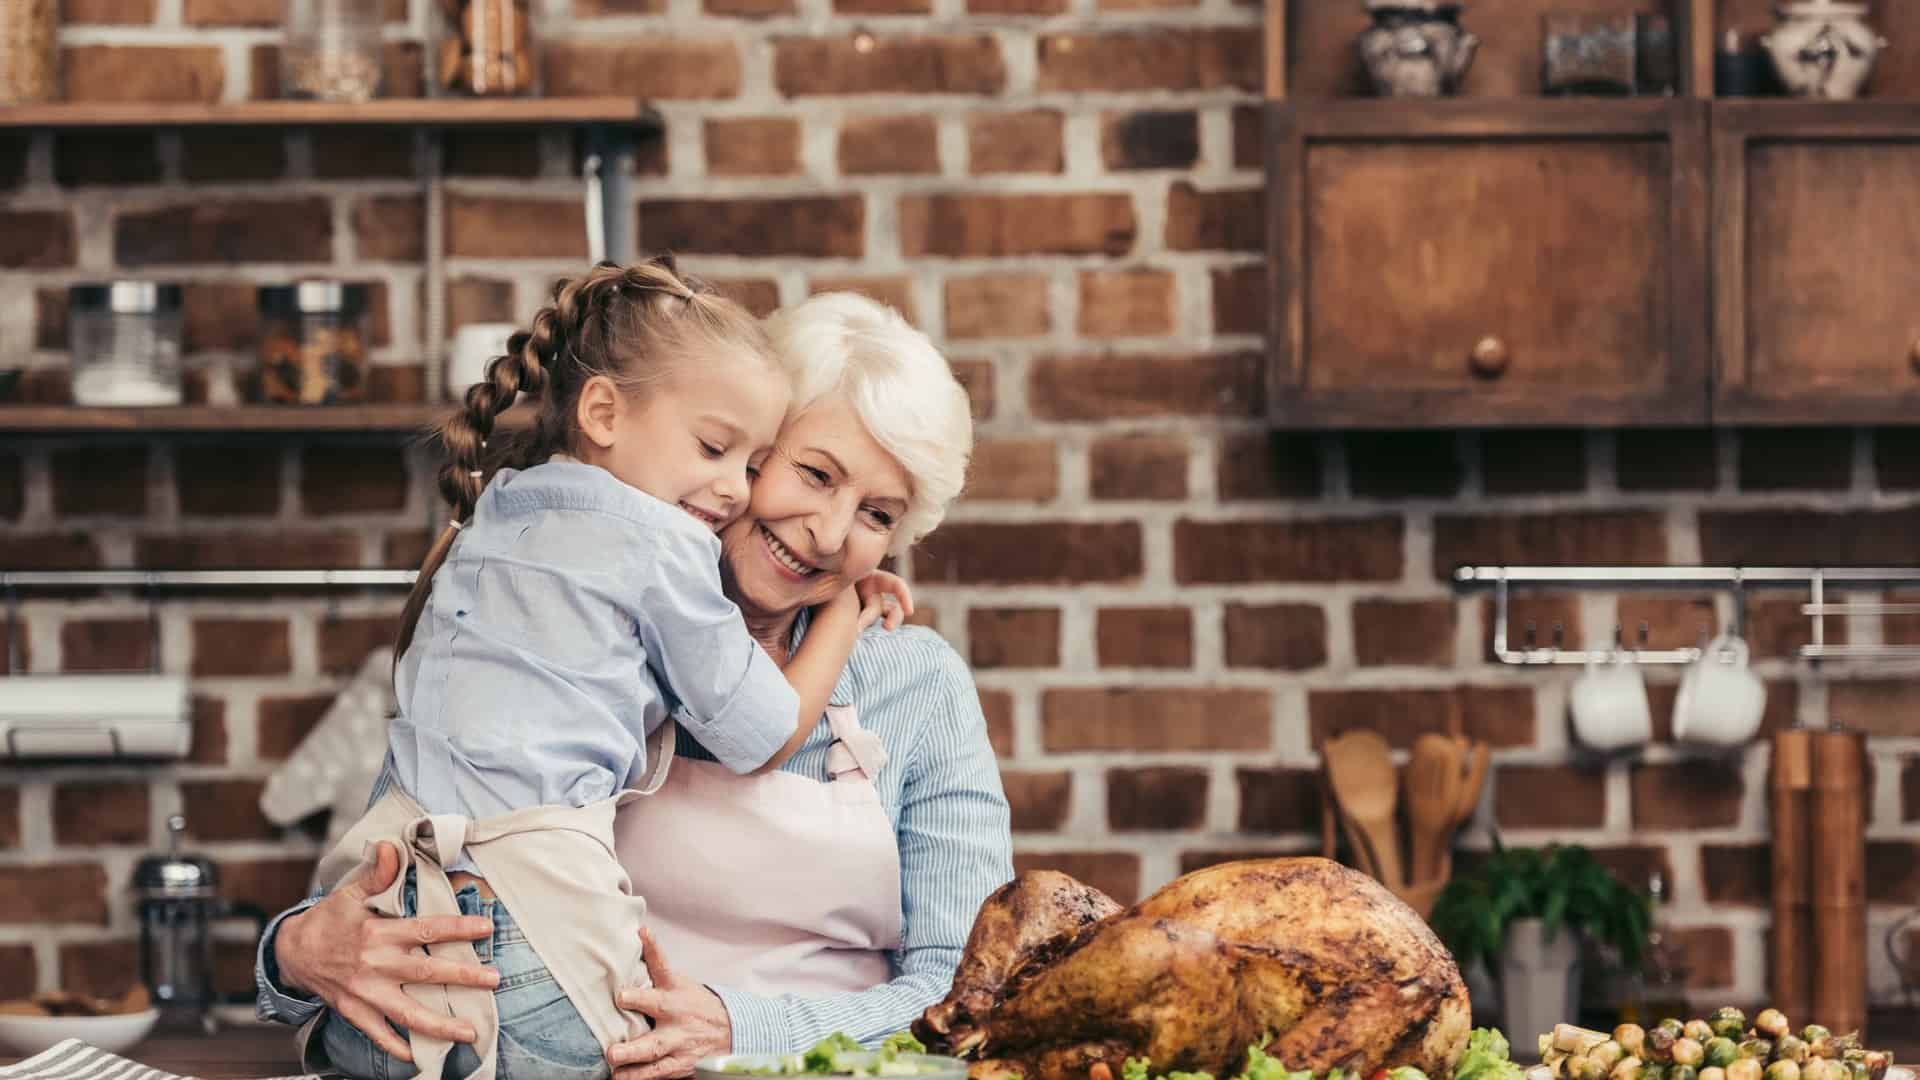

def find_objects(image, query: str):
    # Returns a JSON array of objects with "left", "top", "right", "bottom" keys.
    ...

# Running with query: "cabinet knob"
[{"left": 1469, "top": 336, "right": 1510, "bottom": 378}]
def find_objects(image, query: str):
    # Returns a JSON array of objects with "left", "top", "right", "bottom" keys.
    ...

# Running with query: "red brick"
[
  {"left": 64, "top": 0, "right": 154, "bottom": 21},
  {"left": 1030, "top": 352, "right": 1261, "bottom": 420},
  {"left": 1700, "top": 843, "right": 1769, "bottom": 905},
  {"left": 1869, "top": 841, "right": 1920, "bottom": 905},
  {"left": 969, "top": 0, "right": 1060, "bottom": 11},
  {"left": 1180, "top": 848, "right": 1313, "bottom": 874},
  {"left": 184, "top": 0, "right": 279, "bottom": 24},
  {"left": 218, "top": 857, "right": 318, "bottom": 914},
  {"left": 1347, "top": 432, "right": 1463, "bottom": 497},
  {"left": 308, "top": 129, "right": 413, "bottom": 178},
  {"left": 969, "top": 608, "right": 1060, "bottom": 669},
  {"left": 945, "top": 274, "right": 1050, "bottom": 340},
  {"left": 302, "top": 444, "right": 409, "bottom": 515},
  {"left": 1700, "top": 507, "right": 1920, "bottom": 566},
  {"left": 54, "top": 133, "right": 161, "bottom": 186},
  {"left": 1617, "top": 592, "right": 1719, "bottom": 652},
  {"left": 187, "top": 695, "right": 228, "bottom": 765},
  {"left": 706, "top": 117, "right": 801, "bottom": 177},
  {"left": 319, "top": 615, "right": 397, "bottom": 675},
  {"left": 1233, "top": 103, "right": 1262, "bottom": 169},
  {"left": 0, "top": 864, "right": 109, "bottom": 923},
  {"left": 969, "top": 110, "right": 1063, "bottom": 174},
  {"left": 181, "top": 780, "right": 276, "bottom": 841},
  {"left": 839, "top": 114, "right": 938, "bottom": 175},
  {"left": 1738, "top": 428, "right": 1853, "bottom": 491},
  {"left": 1493, "top": 764, "right": 1607, "bottom": 829},
  {"left": 1212, "top": 264, "right": 1265, "bottom": 336},
  {"left": 1042, "top": 688, "right": 1269, "bottom": 752},
  {"left": 1482, "top": 431, "right": 1588, "bottom": 495},
  {"left": 1630, "top": 760, "right": 1744, "bottom": 829},
  {"left": 980, "top": 689, "right": 1013, "bottom": 756},
  {"left": 543, "top": 39, "right": 741, "bottom": 98},
  {"left": 1434, "top": 511, "right": 1668, "bottom": 577},
  {"left": 1097, "top": 607, "right": 1191, "bottom": 669},
  {"left": 1587, "top": 845, "right": 1673, "bottom": 895},
  {"left": 0, "top": 787, "right": 17, "bottom": 849},
  {"left": 32, "top": 288, "right": 64, "bottom": 348},
  {"left": 1176, "top": 517, "right": 1401, "bottom": 584},
  {"left": 438, "top": 130, "right": 543, "bottom": 177},
  {"left": 60, "top": 618, "right": 154, "bottom": 673},
  {"left": 915, "top": 523, "right": 1141, "bottom": 585},
  {"left": 1224, "top": 603, "right": 1327, "bottom": 670},
  {"left": 837, "top": 0, "right": 927, "bottom": 13},
  {"left": 192, "top": 618, "right": 291, "bottom": 677},
  {"left": 349, "top": 196, "right": 423, "bottom": 262},
  {"left": 52, "top": 781, "right": 148, "bottom": 846},
  {"left": 138, "top": 531, "right": 361, "bottom": 570},
  {"left": 0, "top": 210, "right": 76, "bottom": 268},
  {"left": 1884, "top": 589, "right": 1920, "bottom": 646},
  {"left": 1309, "top": 686, "right": 1535, "bottom": 748},
  {"left": 1108, "top": 766, "right": 1206, "bottom": 831},
  {"left": 774, "top": 35, "right": 1005, "bottom": 96},
  {"left": 1217, "top": 432, "right": 1322, "bottom": 500},
  {"left": 1165, "top": 183, "right": 1262, "bottom": 252},
  {"left": 1002, "top": 770, "right": 1070, "bottom": 831},
  {"left": 1828, "top": 681, "right": 1920, "bottom": 736},
  {"left": 1036, "top": 29, "right": 1258, "bottom": 92},
  {"left": 953, "top": 358, "right": 994, "bottom": 420},
  {"left": 1090, "top": 435, "right": 1186, "bottom": 500},
  {"left": 642, "top": 196, "right": 864, "bottom": 257},
  {"left": 16, "top": 369, "right": 74, "bottom": 403},
  {"left": 116, "top": 198, "right": 330, "bottom": 265},
  {"left": 1352, "top": 598, "right": 1455, "bottom": 667},
  {"left": 179, "top": 130, "right": 285, "bottom": 182},
  {"left": 1672, "top": 926, "right": 1734, "bottom": 990},
  {"left": 713, "top": 278, "right": 782, "bottom": 319},
  {"left": 1012, "top": 852, "right": 1138, "bottom": 905},
  {"left": 59, "top": 941, "right": 140, "bottom": 998},
  {"left": 1905, "top": 755, "right": 1920, "bottom": 822},
  {"left": 1077, "top": 269, "right": 1174, "bottom": 337},
  {"left": 1236, "top": 767, "right": 1321, "bottom": 833},
  {"left": 175, "top": 444, "right": 283, "bottom": 516},
  {"left": 0, "top": 136, "right": 23, "bottom": 189},
  {"left": 178, "top": 283, "right": 259, "bottom": 352},
  {"left": 0, "top": 944, "right": 32, "bottom": 999},
  {"left": 258, "top": 693, "right": 334, "bottom": 760},
  {"left": 575, "top": 0, "right": 663, "bottom": 13},
  {"left": 63, "top": 45, "right": 223, "bottom": 102},
  {"left": 384, "top": 528, "right": 434, "bottom": 568},
  {"left": 967, "top": 439, "right": 1056, "bottom": 502},
  {"left": 1101, "top": 110, "right": 1198, "bottom": 171},
  {"left": 0, "top": 455, "right": 18, "bottom": 521},
  {"left": 798, "top": 277, "right": 908, "bottom": 326},
  {"left": 447, "top": 195, "right": 585, "bottom": 260},
  {"left": 705, "top": 0, "right": 791, "bottom": 15},
  {"left": 902, "top": 194, "right": 1133, "bottom": 258},
  {"left": 50, "top": 447, "right": 148, "bottom": 517},
  {"left": 0, "top": 534, "right": 100, "bottom": 571}
]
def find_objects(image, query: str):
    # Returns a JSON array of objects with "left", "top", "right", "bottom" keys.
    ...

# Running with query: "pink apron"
[{"left": 614, "top": 704, "right": 903, "bottom": 998}]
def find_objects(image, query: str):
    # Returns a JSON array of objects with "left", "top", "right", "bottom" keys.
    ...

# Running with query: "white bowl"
[{"left": 0, "top": 1007, "right": 160, "bottom": 1057}]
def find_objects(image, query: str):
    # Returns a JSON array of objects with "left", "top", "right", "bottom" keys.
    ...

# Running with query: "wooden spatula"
[
  {"left": 1406, "top": 734, "right": 1460, "bottom": 886},
  {"left": 1439, "top": 740, "right": 1491, "bottom": 881},
  {"left": 1323, "top": 729, "right": 1403, "bottom": 889}
]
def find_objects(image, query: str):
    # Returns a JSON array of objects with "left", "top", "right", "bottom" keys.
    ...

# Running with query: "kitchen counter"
[{"left": 0, "top": 1022, "right": 304, "bottom": 1078}]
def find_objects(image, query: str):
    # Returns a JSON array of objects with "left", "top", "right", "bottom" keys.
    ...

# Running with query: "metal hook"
[
  {"left": 4, "top": 586, "right": 17, "bottom": 675},
  {"left": 1638, "top": 621, "right": 1650, "bottom": 649},
  {"left": 1524, "top": 621, "right": 1538, "bottom": 649},
  {"left": 1551, "top": 623, "right": 1565, "bottom": 650},
  {"left": 144, "top": 581, "right": 161, "bottom": 675}
]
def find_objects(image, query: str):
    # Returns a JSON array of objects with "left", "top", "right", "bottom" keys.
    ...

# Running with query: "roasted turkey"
[{"left": 915, "top": 858, "right": 1471, "bottom": 1080}]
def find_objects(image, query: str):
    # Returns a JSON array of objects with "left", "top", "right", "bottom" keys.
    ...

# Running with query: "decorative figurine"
[
  {"left": 1358, "top": 0, "right": 1481, "bottom": 98},
  {"left": 1762, "top": 0, "right": 1886, "bottom": 99}
]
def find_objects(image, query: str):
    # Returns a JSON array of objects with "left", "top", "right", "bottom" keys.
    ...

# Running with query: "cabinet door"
[
  {"left": 1266, "top": 100, "right": 1709, "bottom": 428},
  {"left": 1714, "top": 104, "right": 1920, "bottom": 424}
]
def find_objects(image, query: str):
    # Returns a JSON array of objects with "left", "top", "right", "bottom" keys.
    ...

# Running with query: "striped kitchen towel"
[{"left": 0, "top": 1039, "right": 324, "bottom": 1080}]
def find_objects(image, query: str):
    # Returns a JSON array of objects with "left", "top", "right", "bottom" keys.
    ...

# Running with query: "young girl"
[{"left": 308, "top": 257, "right": 905, "bottom": 1080}]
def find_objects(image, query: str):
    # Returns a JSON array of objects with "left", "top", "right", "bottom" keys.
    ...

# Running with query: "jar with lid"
[
  {"left": 437, "top": 0, "right": 536, "bottom": 96},
  {"left": 0, "top": 0, "right": 60, "bottom": 106},
  {"left": 255, "top": 282, "right": 371, "bottom": 405},
  {"left": 68, "top": 283, "right": 186, "bottom": 407},
  {"left": 281, "top": 0, "right": 384, "bottom": 102}
]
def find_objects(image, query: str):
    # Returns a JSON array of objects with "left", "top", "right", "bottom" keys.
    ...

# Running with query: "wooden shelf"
[
  {"left": 0, "top": 97, "right": 661, "bottom": 131},
  {"left": 0, "top": 404, "right": 453, "bottom": 433},
  {"left": 1283, "top": 97, "right": 1684, "bottom": 138}
]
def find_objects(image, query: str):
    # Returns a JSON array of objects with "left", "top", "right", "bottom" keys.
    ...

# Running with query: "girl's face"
[
  {"left": 579, "top": 353, "right": 790, "bottom": 532},
  {"left": 719, "top": 397, "right": 911, "bottom": 619}
]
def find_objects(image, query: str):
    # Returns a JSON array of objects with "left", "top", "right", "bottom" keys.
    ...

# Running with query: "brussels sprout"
[
  {"left": 1571, "top": 1056, "right": 1605, "bottom": 1080},
  {"left": 1847, "top": 1063, "right": 1868, "bottom": 1080},
  {"left": 1616, "top": 1027, "right": 1649, "bottom": 1060},
  {"left": 1802, "top": 1028, "right": 1831, "bottom": 1047},
  {"left": 1778, "top": 1038, "right": 1811, "bottom": 1066},
  {"left": 1862, "top": 1053, "right": 1890, "bottom": 1080},
  {"left": 1806, "top": 1060, "right": 1841, "bottom": 1080},
  {"left": 1711, "top": 1011, "right": 1749, "bottom": 1042},
  {"left": 1612, "top": 1057, "right": 1646, "bottom": 1080},
  {"left": 1674, "top": 1041, "right": 1707, "bottom": 1069},
  {"left": 1643, "top": 1063, "right": 1667, "bottom": 1080},
  {"left": 1757, "top": 1012, "right": 1791, "bottom": 1041},
  {"left": 1672, "top": 1065, "right": 1700, "bottom": 1080},
  {"left": 1688, "top": 1023, "right": 1717, "bottom": 1045},
  {"left": 1707, "top": 1040, "right": 1741, "bottom": 1069},
  {"left": 1662, "top": 1021, "right": 1688, "bottom": 1039},
  {"left": 1649, "top": 1029, "right": 1678, "bottom": 1063},
  {"left": 1595, "top": 1043, "right": 1626, "bottom": 1072},
  {"left": 1741, "top": 1041, "right": 1775, "bottom": 1062},
  {"left": 1812, "top": 1039, "right": 1841, "bottom": 1061},
  {"left": 1765, "top": 1062, "right": 1801, "bottom": 1080},
  {"left": 1728, "top": 1059, "right": 1764, "bottom": 1080},
  {"left": 1703, "top": 1068, "right": 1728, "bottom": 1080}
]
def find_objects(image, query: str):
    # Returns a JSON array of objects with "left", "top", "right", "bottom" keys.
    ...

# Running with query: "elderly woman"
[{"left": 255, "top": 292, "right": 1013, "bottom": 1079}]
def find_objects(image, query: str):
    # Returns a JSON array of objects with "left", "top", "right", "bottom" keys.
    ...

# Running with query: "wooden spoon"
[
  {"left": 1439, "top": 740, "right": 1491, "bottom": 881},
  {"left": 1323, "top": 729, "right": 1404, "bottom": 889},
  {"left": 1406, "top": 734, "right": 1460, "bottom": 886}
]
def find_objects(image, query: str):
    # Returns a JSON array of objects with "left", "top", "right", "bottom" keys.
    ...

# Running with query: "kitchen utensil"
[
  {"left": 131, "top": 816, "right": 270, "bottom": 1032},
  {"left": 0, "top": 0, "right": 58, "bottom": 106},
  {"left": 1398, "top": 878, "right": 1445, "bottom": 922},
  {"left": 282, "top": 0, "right": 384, "bottom": 101},
  {"left": 1811, "top": 728, "right": 1867, "bottom": 1036},
  {"left": 1336, "top": 800, "right": 1382, "bottom": 880},
  {"left": 1672, "top": 633, "right": 1767, "bottom": 746},
  {"left": 1772, "top": 728, "right": 1814, "bottom": 1019},
  {"left": 0, "top": 1008, "right": 160, "bottom": 1057},
  {"left": 1323, "top": 729, "right": 1403, "bottom": 889},
  {"left": 1406, "top": 735, "right": 1460, "bottom": 886},
  {"left": 1439, "top": 738, "right": 1488, "bottom": 882},
  {"left": 1763, "top": 0, "right": 1885, "bottom": 100}
]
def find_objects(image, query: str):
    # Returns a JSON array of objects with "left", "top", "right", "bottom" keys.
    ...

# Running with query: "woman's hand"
[
  {"left": 275, "top": 841, "right": 500, "bottom": 1062},
  {"left": 608, "top": 926, "right": 733, "bottom": 1080}
]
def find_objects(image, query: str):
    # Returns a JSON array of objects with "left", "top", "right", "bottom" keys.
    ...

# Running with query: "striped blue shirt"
[{"left": 254, "top": 620, "right": 1014, "bottom": 1055}]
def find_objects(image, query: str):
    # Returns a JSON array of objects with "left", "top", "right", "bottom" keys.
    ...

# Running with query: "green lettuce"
[{"left": 1454, "top": 1029, "right": 1523, "bottom": 1080}]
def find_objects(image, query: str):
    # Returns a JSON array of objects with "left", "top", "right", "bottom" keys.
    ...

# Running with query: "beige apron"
[
  {"left": 613, "top": 704, "right": 904, "bottom": 999},
  {"left": 296, "top": 720, "right": 676, "bottom": 1079}
]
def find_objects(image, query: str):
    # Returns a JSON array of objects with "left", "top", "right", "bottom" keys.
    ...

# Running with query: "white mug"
[
  {"left": 1570, "top": 655, "right": 1653, "bottom": 751},
  {"left": 447, "top": 322, "right": 518, "bottom": 398},
  {"left": 1672, "top": 634, "right": 1767, "bottom": 746}
]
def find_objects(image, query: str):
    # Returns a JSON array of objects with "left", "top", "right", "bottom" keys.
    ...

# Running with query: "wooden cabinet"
[
  {"left": 1712, "top": 104, "right": 1920, "bottom": 425},
  {"left": 1266, "top": 100, "right": 1709, "bottom": 428}
]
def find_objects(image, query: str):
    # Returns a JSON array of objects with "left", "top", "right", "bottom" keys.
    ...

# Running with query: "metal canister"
[{"left": 68, "top": 282, "right": 185, "bottom": 407}]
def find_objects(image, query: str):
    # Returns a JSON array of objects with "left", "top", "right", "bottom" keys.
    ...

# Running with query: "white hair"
[{"left": 765, "top": 292, "right": 973, "bottom": 553}]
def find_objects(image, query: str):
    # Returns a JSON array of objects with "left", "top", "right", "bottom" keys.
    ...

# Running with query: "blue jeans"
[{"left": 321, "top": 877, "right": 609, "bottom": 1080}]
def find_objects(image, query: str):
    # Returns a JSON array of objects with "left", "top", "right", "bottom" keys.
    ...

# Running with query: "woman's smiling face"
[{"left": 720, "top": 396, "right": 912, "bottom": 621}]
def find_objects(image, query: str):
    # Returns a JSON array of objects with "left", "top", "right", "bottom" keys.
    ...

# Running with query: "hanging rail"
[
  {"left": 0, "top": 570, "right": 416, "bottom": 589},
  {"left": 1452, "top": 565, "right": 1920, "bottom": 665}
]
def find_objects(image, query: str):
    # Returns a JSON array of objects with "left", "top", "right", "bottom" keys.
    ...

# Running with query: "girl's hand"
[
  {"left": 608, "top": 927, "right": 733, "bottom": 1080},
  {"left": 275, "top": 841, "right": 499, "bottom": 1062},
  {"left": 855, "top": 571, "right": 913, "bottom": 631}
]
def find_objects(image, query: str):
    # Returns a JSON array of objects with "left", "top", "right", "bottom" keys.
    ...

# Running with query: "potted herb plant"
[{"left": 1429, "top": 842, "right": 1651, "bottom": 1046}]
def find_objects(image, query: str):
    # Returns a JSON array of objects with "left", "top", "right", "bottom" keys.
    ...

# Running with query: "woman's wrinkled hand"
[
  {"left": 608, "top": 926, "right": 733, "bottom": 1080},
  {"left": 275, "top": 840, "right": 500, "bottom": 1062}
]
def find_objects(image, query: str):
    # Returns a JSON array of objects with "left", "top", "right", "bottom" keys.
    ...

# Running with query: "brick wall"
[{"left": 3, "top": 5, "right": 1920, "bottom": 1012}]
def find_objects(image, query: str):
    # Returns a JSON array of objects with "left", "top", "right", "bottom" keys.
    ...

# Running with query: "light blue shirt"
[
  {"left": 256, "top": 620, "right": 1015, "bottom": 1055},
  {"left": 391, "top": 459, "right": 799, "bottom": 825}
]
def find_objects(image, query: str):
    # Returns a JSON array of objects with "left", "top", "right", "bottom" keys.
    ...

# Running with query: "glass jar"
[
  {"left": 281, "top": 0, "right": 384, "bottom": 102},
  {"left": 68, "top": 283, "right": 185, "bottom": 407},
  {"left": 437, "top": 0, "right": 536, "bottom": 97},
  {"left": 0, "top": 0, "right": 60, "bottom": 106},
  {"left": 255, "top": 282, "right": 371, "bottom": 405}
]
